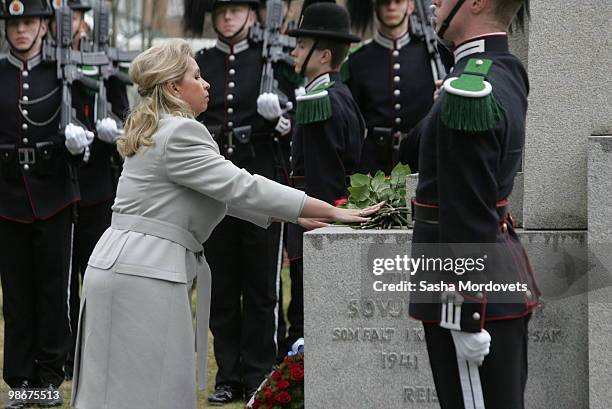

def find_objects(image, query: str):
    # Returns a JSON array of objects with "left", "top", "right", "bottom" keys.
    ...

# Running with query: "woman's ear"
[{"left": 166, "top": 81, "right": 181, "bottom": 97}]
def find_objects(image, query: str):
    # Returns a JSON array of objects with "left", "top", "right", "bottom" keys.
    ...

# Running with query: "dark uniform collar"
[
  {"left": 305, "top": 71, "right": 340, "bottom": 92},
  {"left": 453, "top": 32, "right": 509, "bottom": 63},
  {"left": 373, "top": 30, "right": 411, "bottom": 50},
  {"left": 215, "top": 38, "right": 250, "bottom": 55},
  {"left": 7, "top": 51, "right": 42, "bottom": 70}
]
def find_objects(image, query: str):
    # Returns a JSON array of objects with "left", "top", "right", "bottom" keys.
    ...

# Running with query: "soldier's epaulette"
[
  {"left": 296, "top": 81, "right": 334, "bottom": 125},
  {"left": 440, "top": 58, "right": 505, "bottom": 132}
]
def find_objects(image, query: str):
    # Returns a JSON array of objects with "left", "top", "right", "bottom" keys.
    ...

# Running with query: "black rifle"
[
  {"left": 411, "top": 0, "right": 447, "bottom": 82},
  {"left": 42, "top": 4, "right": 107, "bottom": 131},
  {"left": 249, "top": 0, "right": 296, "bottom": 108},
  {"left": 91, "top": 1, "right": 137, "bottom": 124}
]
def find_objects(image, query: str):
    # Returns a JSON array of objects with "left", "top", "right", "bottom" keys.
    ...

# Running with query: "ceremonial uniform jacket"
[
  {"left": 72, "top": 76, "right": 129, "bottom": 206},
  {"left": 345, "top": 31, "right": 435, "bottom": 175},
  {"left": 408, "top": 34, "right": 540, "bottom": 332},
  {"left": 287, "top": 72, "right": 365, "bottom": 259},
  {"left": 195, "top": 38, "right": 297, "bottom": 183},
  {"left": 0, "top": 52, "right": 79, "bottom": 222}
]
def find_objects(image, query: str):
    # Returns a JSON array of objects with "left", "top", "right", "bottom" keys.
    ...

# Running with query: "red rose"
[
  {"left": 290, "top": 366, "right": 304, "bottom": 382},
  {"left": 276, "top": 379, "right": 290, "bottom": 390},
  {"left": 271, "top": 370, "right": 282, "bottom": 381},
  {"left": 275, "top": 391, "right": 292, "bottom": 405},
  {"left": 252, "top": 398, "right": 261, "bottom": 409},
  {"left": 263, "top": 387, "right": 274, "bottom": 400}
]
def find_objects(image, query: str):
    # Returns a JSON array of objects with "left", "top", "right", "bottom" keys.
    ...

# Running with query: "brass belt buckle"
[{"left": 18, "top": 148, "right": 36, "bottom": 165}]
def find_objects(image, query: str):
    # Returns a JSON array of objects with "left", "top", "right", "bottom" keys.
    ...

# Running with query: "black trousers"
[
  {"left": 205, "top": 216, "right": 283, "bottom": 390},
  {"left": 423, "top": 315, "right": 531, "bottom": 409},
  {"left": 65, "top": 199, "right": 113, "bottom": 375},
  {"left": 284, "top": 259, "right": 304, "bottom": 347},
  {"left": 0, "top": 207, "right": 72, "bottom": 388}
]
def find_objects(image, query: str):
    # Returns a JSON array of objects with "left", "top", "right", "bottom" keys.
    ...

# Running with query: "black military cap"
[
  {"left": 67, "top": 0, "right": 91, "bottom": 12},
  {"left": 0, "top": 0, "right": 52, "bottom": 19},
  {"left": 212, "top": 0, "right": 260, "bottom": 8},
  {"left": 288, "top": 2, "right": 360, "bottom": 43}
]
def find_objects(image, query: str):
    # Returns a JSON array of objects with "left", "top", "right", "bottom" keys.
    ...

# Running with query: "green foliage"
[{"left": 343, "top": 163, "right": 412, "bottom": 229}]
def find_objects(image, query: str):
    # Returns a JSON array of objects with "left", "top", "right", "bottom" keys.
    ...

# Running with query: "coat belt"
[{"left": 110, "top": 212, "right": 211, "bottom": 391}]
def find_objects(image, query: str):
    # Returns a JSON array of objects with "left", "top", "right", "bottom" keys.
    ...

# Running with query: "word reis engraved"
[{"left": 403, "top": 386, "right": 438, "bottom": 403}]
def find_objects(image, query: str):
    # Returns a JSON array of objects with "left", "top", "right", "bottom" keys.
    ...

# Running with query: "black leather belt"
[{"left": 412, "top": 199, "right": 509, "bottom": 225}]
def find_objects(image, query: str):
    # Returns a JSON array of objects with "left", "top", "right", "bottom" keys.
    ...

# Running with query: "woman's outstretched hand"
[
  {"left": 331, "top": 201, "right": 385, "bottom": 225},
  {"left": 297, "top": 218, "right": 330, "bottom": 230}
]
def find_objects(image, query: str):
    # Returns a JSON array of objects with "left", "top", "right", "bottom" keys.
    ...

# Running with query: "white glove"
[
  {"left": 450, "top": 329, "right": 491, "bottom": 366},
  {"left": 257, "top": 92, "right": 284, "bottom": 120},
  {"left": 65, "top": 123, "right": 94, "bottom": 155},
  {"left": 96, "top": 117, "right": 122, "bottom": 144},
  {"left": 275, "top": 116, "right": 291, "bottom": 136}
]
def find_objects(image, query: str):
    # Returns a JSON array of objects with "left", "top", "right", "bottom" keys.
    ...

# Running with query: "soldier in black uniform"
[
  {"left": 344, "top": 0, "right": 435, "bottom": 175},
  {"left": 0, "top": 0, "right": 94, "bottom": 407},
  {"left": 408, "top": 1, "right": 539, "bottom": 408},
  {"left": 49, "top": 0, "right": 130, "bottom": 381},
  {"left": 285, "top": 0, "right": 365, "bottom": 358},
  {"left": 184, "top": 0, "right": 297, "bottom": 404}
]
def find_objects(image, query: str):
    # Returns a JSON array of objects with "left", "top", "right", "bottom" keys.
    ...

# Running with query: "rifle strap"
[{"left": 438, "top": 0, "right": 466, "bottom": 39}]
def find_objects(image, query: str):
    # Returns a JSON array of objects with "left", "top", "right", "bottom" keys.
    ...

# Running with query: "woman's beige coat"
[{"left": 71, "top": 116, "right": 306, "bottom": 409}]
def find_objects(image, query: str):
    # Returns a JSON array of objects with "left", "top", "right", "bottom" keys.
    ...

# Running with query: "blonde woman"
[{"left": 70, "top": 40, "right": 381, "bottom": 409}]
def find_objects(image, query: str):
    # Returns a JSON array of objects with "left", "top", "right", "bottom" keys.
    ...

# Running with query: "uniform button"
[
  {"left": 393, "top": 63, "right": 400, "bottom": 70},
  {"left": 394, "top": 117, "right": 401, "bottom": 124},
  {"left": 23, "top": 164, "right": 29, "bottom": 171},
  {"left": 273, "top": 136, "right": 279, "bottom": 142},
  {"left": 501, "top": 222, "right": 508, "bottom": 233},
  {"left": 526, "top": 290, "right": 532, "bottom": 298},
  {"left": 228, "top": 82, "right": 235, "bottom": 88},
  {"left": 476, "top": 59, "right": 484, "bottom": 66},
  {"left": 22, "top": 109, "right": 28, "bottom": 116},
  {"left": 23, "top": 83, "right": 30, "bottom": 90},
  {"left": 289, "top": 141, "right": 292, "bottom": 147},
  {"left": 472, "top": 312, "right": 481, "bottom": 320},
  {"left": 229, "top": 69, "right": 236, "bottom": 76},
  {"left": 394, "top": 76, "right": 400, "bottom": 83},
  {"left": 22, "top": 96, "right": 29, "bottom": 102},
  {"left": 227, "top": 147, "right": 234, "bottom": 155},
  {"left": 22, "top": 138, "right": 28, "bottom": 144},
  {"left": 289, "top": 155, "right": 292, "bottom": 162},
  {"left": 392, "top": 50, "right": 399, "bottom": 57},
  {"left": 22, "top": 70, "right": 28, "bottom": 77},
  {"left": 476, "top": 292, "right": 484, "bottom": 299},
  {"left": 227, "top": 121, "right": 234, "bottom": 127},
  {"left": 228, "top": 54, "right": 236, "bottom": 62},
  {"left": 227, "top": 107, "right": 234, "bottom": 114},
  {"left": 227, "top": 94, "right": 234, "bottom": 101},
  {"left": 394, "top": 89, "right": 400, "bottom": 97},
  {"left": 395, "top": 104, "right": 401, "bottom": 110},
  {"left": 22, "top": 123, "right": 28, "bottom": 131}
]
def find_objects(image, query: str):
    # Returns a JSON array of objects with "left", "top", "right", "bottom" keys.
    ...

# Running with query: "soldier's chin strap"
[
  {"left": 5, "top": 18, "right": 45, "bottom": 56},
  {"left": 299, "top": 39, "right": 319, "bottom": 79},
  {"left": 437, "top": 0, "right": 466, "bottom": 39}
]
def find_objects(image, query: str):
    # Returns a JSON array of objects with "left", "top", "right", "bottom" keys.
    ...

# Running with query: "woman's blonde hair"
[{"left": 117, "top": 39, "right": 195, "bottom": 157}]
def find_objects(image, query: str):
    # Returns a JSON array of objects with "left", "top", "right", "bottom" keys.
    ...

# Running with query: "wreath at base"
[{"left": 246, "top": 352, "right": 305, "bottom": 409}]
